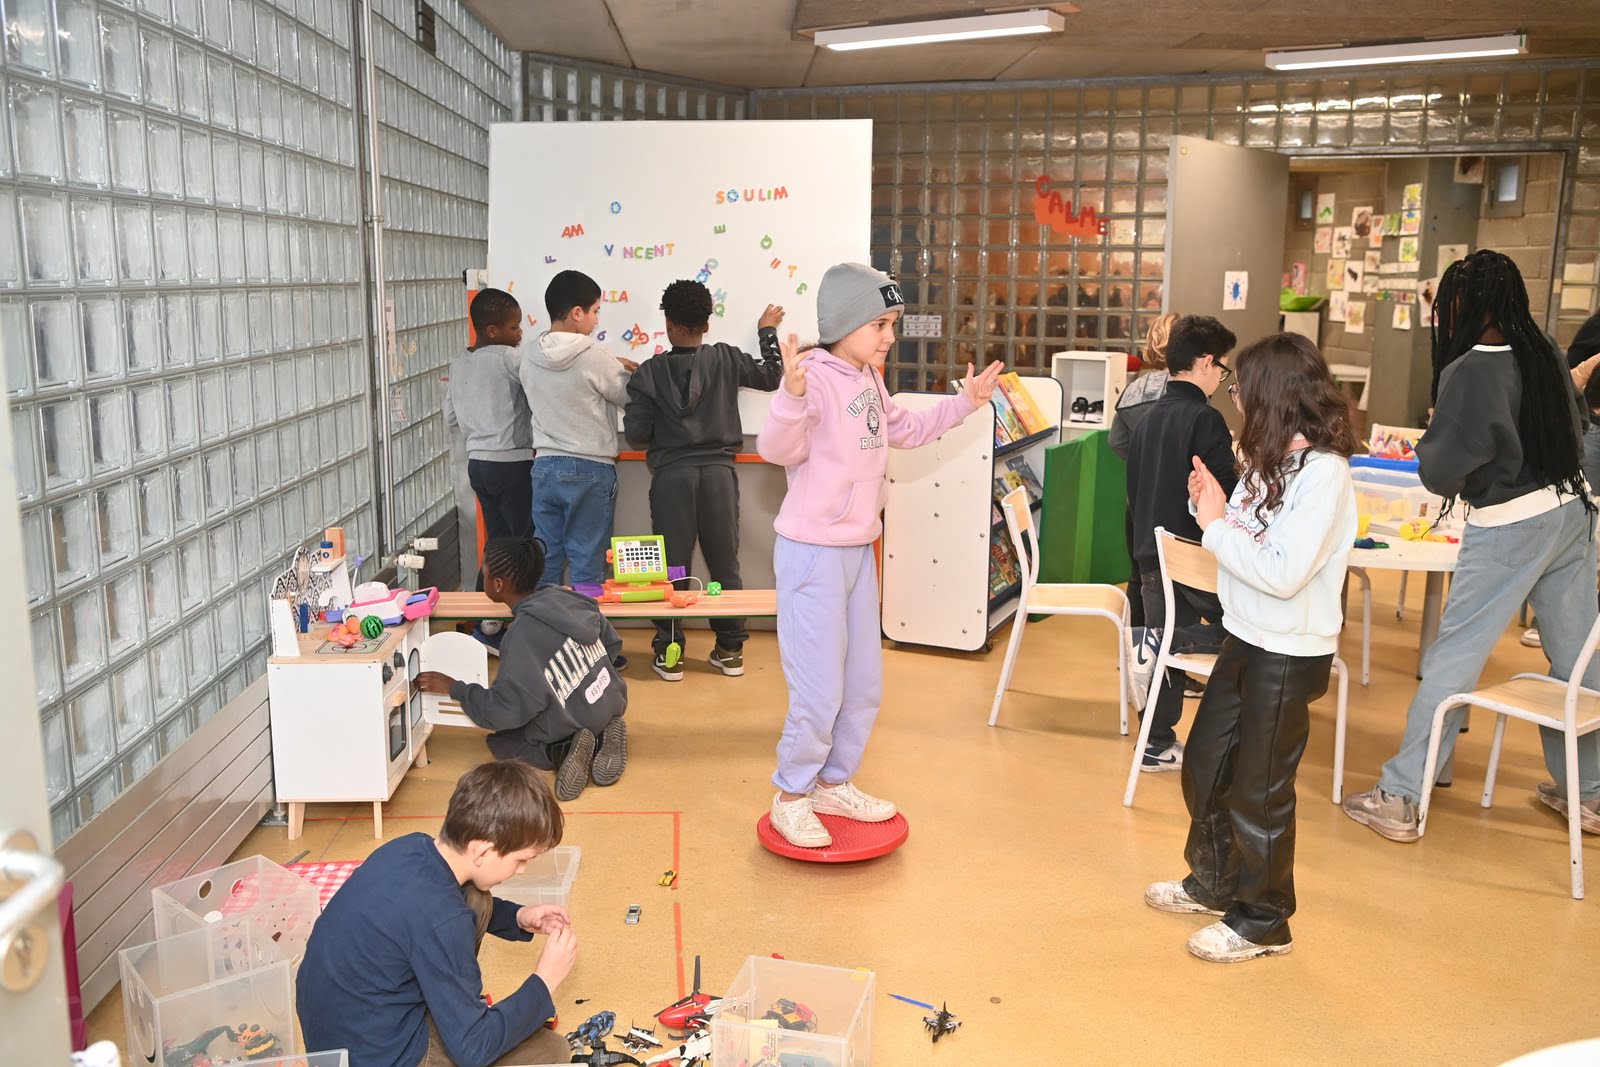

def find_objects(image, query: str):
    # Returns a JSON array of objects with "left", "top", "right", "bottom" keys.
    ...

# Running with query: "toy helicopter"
[
  {"left": 643, "top": 1028, "right": 711, "bottom": 1067},
  {"left": 654, "top": 955, "right": 722, "bottom": 1037}
]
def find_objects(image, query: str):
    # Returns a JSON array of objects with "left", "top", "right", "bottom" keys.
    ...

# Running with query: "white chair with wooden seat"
[
  {"left": 1124, "top": 527, "right": 1349, "bottom": 808},
  {"left": 988, "top": 487, "right": 1130, "bottom": 734},
  {"left": 1417, "top": 610, "right": 1600, "bottom": 900}
]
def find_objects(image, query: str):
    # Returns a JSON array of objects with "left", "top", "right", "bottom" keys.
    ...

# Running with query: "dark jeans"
[
  {"left": 1181, "top": 635, "right": 1333, "bottom": 946},
  {"left": 1137, "top": 570, "right": 1225, "bottom": 748},
  {"left": 467, "top": 458, "right": 534, "bottom": 591},
  {"left": 649, "top": 462, "right": 747, "bottom": 653},
  {"left": 532, "top": 456, "right": 617, "bottom": 586},
  {"left": 1125, "top": 509, "right": 1145, "bottom": 629}
]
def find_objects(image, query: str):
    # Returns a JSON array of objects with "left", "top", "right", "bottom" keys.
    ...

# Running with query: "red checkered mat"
[{"left": 287, "top": 861, "right": 363, "bottom": 907}]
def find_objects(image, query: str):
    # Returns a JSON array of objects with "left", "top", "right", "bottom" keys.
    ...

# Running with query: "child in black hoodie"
[
  {"left": 416, "top": 537, "right": 627, "bottom": 803},
  {"left": 623, "top": 281, "right": 784, "bottom": 681}
]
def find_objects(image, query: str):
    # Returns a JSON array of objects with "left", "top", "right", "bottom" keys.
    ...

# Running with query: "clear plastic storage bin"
[
  {"left": 119, "top": 919, "right": 296, "bottom": 1067},
  {"left": 493, "top": 845, "right": 581, "bottom": 910},
  {"left": 1351, "top": 464, "right": 1459, "bottom": 535},
  {"left": 712, "top": 956, "right": 876, "bottom": 1067},
  {"left": 152, "top": 855, "right": 321, "bottom": 965},
  {"left": 230, "top": 1055, "right": 348, "bottom": 1067}
]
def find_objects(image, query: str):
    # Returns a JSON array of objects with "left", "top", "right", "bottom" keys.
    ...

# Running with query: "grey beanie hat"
[{"left": 816, "top": 263, "right": 906, "bottom": 344}]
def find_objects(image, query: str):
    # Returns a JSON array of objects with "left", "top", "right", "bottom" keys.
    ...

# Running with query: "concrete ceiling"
[{"left": 464, "top": 1, "right": 1600, "bottom": 89}]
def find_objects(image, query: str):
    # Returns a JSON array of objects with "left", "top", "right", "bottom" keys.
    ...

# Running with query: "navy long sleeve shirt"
[{"left": 296, "top": 833, "right": 554, "bottom": 1067}]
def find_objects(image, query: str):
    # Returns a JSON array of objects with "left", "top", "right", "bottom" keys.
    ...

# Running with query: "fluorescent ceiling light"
[
  {"left": 1266, "top": 34, "right": 1526, "bottom": 71},
  {"left": 815, "top": 10, "right": 1065, "bottom": 52}
]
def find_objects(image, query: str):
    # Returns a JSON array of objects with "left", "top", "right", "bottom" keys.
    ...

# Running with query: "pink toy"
[
  {"left": 402, "top": 587, "right": 439, "bottom": 620},
  {"left": 349, "top": 588, "right": 408, "bottom": 626}
]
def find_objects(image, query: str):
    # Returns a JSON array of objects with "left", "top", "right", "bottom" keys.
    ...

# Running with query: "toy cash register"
[{"left": 600, "top": 536, "right": 672, "bottom": 603}]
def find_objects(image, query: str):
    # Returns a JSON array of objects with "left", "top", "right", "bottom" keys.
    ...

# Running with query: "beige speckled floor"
[{"left": 89, "top": 571, "right": 1600, "bottom": 1065}]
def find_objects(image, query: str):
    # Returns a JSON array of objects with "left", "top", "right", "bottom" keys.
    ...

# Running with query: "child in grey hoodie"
[
  {"left": 416, "top": 537, "right": 628, "bottom": 802},
  {"left": 444, "top": 289, "right": 534, "bottom": 648},
  {"left": 522, "top": 270, "right": 637, "bottom": 587}
]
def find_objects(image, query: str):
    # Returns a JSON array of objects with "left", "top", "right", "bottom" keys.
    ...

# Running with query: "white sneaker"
[
  {"left": 1140, "top": 741, "right": 1184, "bottom": 773},
  {"left": 770, "top": 793, "right": 831, "bottom": 847},
  {"left": 1128, "top": 627, "right": 1161, "bottom": 708},
  {"left": 1144, "top": 880, "right": 1224, "bottom": 916},
  {"left": 1520, "top": 627, "right": 1542, "bottom": 648},
  {"left": 1186, "top": 921, "right": 1292, "bottom": 963},
  {"left": 809, "top": 781, "right": 897, "bottom": 823}
]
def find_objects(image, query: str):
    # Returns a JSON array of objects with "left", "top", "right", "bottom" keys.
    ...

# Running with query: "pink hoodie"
[{"left": 757, "top": 349, "right": 978, "bottom": 546}]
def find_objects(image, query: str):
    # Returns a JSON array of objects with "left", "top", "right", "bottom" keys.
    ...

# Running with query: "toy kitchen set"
[{"left": 265, "top": 528, "right": 489, "bottom": 840}]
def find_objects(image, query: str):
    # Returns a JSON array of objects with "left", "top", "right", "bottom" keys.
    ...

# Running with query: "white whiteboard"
[{"left": 486, "top": 120, "right": 872, "bottom": 432}]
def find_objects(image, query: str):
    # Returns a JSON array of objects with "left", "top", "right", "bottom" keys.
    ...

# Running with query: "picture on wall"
[
  {"left": 1401, "top": 208, "right": 1422, "bottom": 235},
  {"left": 1393, "top": 303, "right": 1413, "bottom": 331},
  {"left": 1436, "top": 243, "right": 1469, "bottom": 275},
  {"left": 1290, "top": 261, "right": 1310, "bottom": 295},
  {"left": 1344, "top": 260, "right": 1365, "bottom": 292},
  {"left": 1327, "top": 258, "right": 1346, "bottom": 291},
  {"left": 1346, "top": 300, "right": 1367, "bottom": 334},
  {"left": 1316, "top": 192, "right": 1337, "bottom": 225},
  {"left": 1399, "top": 236, "right": 1420, "bottom": 264},
  {"left": 1419, "top": 277, "right": 1440, "bottom": 325},
  {"left": 1332, "top": 227, "right": 1354, "bottom": 258},
  {"left": 1329, "top": 290, "right": 1348, "bottom": 322},
  {"left": 1223, "top": 270, "right": 1249, "bottom": 310},
  {"left": 1351, "top": 205, "right": 1374, "bottom": 240},
  {"left": 1364, "top": 250, "right": 1383, "bottom": 273},
  {"left": 1314, "top": 227, "right": 1333, "bottom": 254},
  {"left": 1403, "top": 182, "right": 1424, "bottom": 210},
  {"left": 1382, "top": 213, "right": 1403, "bottom": 237}
]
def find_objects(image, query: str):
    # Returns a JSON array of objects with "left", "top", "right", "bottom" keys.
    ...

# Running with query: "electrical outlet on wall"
[
  {"left": 397, "top": 553, "right": 425, "bottom": 570},
  {"left": 413, "top": 537, "right": 439, "bottom": 551}
]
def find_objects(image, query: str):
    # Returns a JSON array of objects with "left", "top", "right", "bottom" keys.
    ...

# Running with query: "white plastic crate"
[
  {"left": 119, "top": 919, "right": 297, "bottom": 1067},
  {"left": 494, "top": 846, "right": 581, "bottom": 910},
  {"left": 712, "top": 956, "right": 875, "bottom": 1067},
  {"left": 152, "top": 855, "right": 321, "bottom": 965}
]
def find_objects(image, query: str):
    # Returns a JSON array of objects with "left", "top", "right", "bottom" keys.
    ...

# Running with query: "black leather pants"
[{"left": 1180, "top": 635, "right": 1332, "bottom": 946}]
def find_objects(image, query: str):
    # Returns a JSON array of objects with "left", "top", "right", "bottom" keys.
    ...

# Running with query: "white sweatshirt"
[{"left": 1200, "top": 449, "right": 1357, "bottom": 657}]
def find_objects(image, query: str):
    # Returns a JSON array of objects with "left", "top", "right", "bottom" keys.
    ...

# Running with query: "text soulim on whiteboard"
[{"left": 486, "top": 120, "right": 872, "bottom": 433}]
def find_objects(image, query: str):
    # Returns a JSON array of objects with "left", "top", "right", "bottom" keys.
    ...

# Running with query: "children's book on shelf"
[
  {"left": 989, "top": 537, "right": 1022, "bottom": 595},
  {"left": 997, "top": 372, "right": 1051, "bottom": 435},
  {"left": 1003, "top": 455, "right": 1044, "bottom": 502},
  {"left": 957, "top": 373, "right": 1026, "bottom": 444},
  {"left": 992, "top": 501, "right": 1004, "bottom": 526},
  {"left": 992, "top": 473, "right": 1016, "bottom": 505}
]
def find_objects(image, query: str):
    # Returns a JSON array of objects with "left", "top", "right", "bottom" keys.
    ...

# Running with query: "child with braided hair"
[
  {"left": 417, "top": 537, "right": 628, "bottom": 802},
  {"left": 1344, "top": 249, "right": 1600, "bottom": 841}
]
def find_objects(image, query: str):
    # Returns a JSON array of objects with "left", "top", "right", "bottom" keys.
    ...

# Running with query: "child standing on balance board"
[{"left": 757, "top": 263, "right": 1003, "bottom": 848}]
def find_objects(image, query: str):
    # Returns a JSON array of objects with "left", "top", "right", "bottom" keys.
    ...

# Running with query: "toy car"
[
  {"left": 658, "top": 869, "right": 677, "bottom": 887},
  {"left": 763, "top": 999, "right": 818, "bottom": 1032}
]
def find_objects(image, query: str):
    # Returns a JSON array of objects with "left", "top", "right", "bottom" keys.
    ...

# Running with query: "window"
[{"left": 1485, "top": 156, "right": 1526, "bottom": 218}]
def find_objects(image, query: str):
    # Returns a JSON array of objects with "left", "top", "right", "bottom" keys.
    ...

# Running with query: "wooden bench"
[{"left": 433, "top": 589, "right": 779, "bottom": 622}]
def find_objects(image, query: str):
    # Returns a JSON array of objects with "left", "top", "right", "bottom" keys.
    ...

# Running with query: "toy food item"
[{"left": 360, "top": 615, "right": 385, "bottom": 639}]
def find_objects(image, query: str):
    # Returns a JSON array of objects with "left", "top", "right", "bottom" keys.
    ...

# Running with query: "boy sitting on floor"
[
  {"left": 416, "top": 537, "right": 628, "bottom": 802},
  {"left": 297, "top": 761, "right": 579, "bottom": 1067}
]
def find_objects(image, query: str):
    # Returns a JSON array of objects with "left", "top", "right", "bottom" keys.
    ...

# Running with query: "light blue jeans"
[
  {"left": 1378, "top": 497, "right": 1600, "bottom": 801},
  {"left": 531, "top": 456, "right": 617, "bottom": 587}
]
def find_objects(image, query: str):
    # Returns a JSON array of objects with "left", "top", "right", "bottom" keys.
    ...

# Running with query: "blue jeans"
[
  {"left": 1378, "top": 497, "right": 1600, "bottom": 801},
  {"left": 531, "top": 456, "right": 617, "bottom": 587}
]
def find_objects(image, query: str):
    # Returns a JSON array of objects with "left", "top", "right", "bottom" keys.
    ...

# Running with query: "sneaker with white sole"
[
  {"left": 1141, "top": 741, "right": 1183, "bottom": 773},
  {"left": 770, "top": 793, "right": 831, "bottom": 847},
  {"left": 809, "top": 781, "right": 897, "bottom": 822},
  {"left": 1520, "top": 627, "right": 1542, "bottom": 648},
  {"left": 709, "top": 646, "right": 745, "bottom": 676},
  {"left": 652, "top": 649, "right": 684, "bottom": 682},
  {"left": 590, "top": 718, "right": 627, "bottom": 786},
  {"left": 554, "top": 730, "right": 597, "bottom": 802},
  {"left": 1128, "top": 626, "right": 1161, "bottom": 708},
  {"left": 1536, "top": 781, "right": 1600, "bottom": 834},
  {"left": 1341, "top": 786, "right": 1419, "bottom": 842},
  {"left": 1144, "top": 880, "right": 1224, "bottom": 916},
  {"left": 1186, "top": 921, "right": 1292, "bottom": 963}
]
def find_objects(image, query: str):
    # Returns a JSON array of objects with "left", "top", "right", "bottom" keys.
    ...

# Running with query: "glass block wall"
[
  {"left": 2, "top": 0, "right": 374, "bottom": 843},
  {"left": 368, "top": 0, "right": 514, "bottom": 549},
  {"left": 755, "top": 64, "right": 1600, "bottom": 392},
  {"left": 523, "top": 51, "right": 748, "bottom": 122}
]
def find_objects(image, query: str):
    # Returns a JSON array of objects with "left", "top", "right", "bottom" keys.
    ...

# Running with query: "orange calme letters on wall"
[{"left": 1031, "top": 176, "right": 1106, "bottom": 241}]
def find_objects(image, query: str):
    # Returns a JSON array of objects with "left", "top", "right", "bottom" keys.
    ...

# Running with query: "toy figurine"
[
  {"left": 162, "top": 1027, "right": 235, "bottom": 1067},
  {"left": 567, "top": 1011, "right": 618, "bottom": 1050},
  {"left": 233, "top": 1022, "right": 283, "bottom": 1059},
  {"left": 644, "top": 1030, "right": 710, "bottom": 1066},
  {"left": 621, "top": 1025, "right": 663, "bottom": 1053}
]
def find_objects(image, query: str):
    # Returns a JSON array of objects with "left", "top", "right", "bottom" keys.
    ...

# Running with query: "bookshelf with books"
[{"left": 881, "top": 373, "right": 1064, "bottom": 651}]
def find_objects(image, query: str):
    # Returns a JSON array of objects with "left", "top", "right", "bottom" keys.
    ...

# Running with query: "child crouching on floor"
[
  {"left": 1144, "top": 331, "right": 1356, "bottom": 963},
  {"left": 416, "top": 537, "right": 627, "bottom": 803}
]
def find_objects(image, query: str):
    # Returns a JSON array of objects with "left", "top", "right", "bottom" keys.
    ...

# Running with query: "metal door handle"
[{"left": 0, "top": 832, "right": 64, "bottom": 994}]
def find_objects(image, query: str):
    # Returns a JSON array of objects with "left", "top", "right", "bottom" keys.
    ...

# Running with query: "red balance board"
[{"left": 756, "top": 812, "right": 909, "bottom": 862}]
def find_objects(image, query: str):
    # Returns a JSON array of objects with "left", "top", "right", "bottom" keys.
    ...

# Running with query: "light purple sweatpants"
[{"left": 772, "top": 535, "right": 884, "bottom": 795}]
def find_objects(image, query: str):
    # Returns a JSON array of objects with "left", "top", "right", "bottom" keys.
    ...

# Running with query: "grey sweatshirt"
[
  {"left": 450, "top": 587, "right": 626, "bottom": 758},
  {"left": 442, "top": 345, "right": 533, "bottom": 462},
  {"left": 520, "top": 331, "right": 631, "bottom": 464}
]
